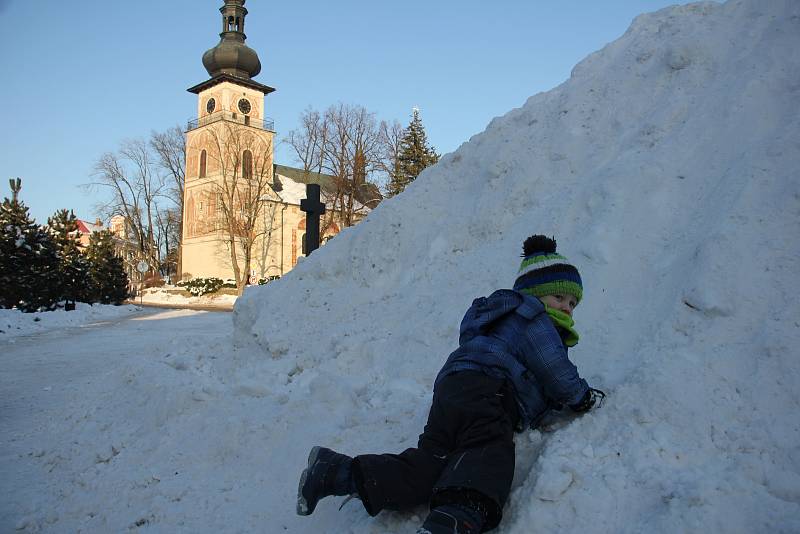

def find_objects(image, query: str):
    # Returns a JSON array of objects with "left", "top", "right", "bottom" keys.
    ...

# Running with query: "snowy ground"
[
  {"left": 2, "top": 0, "right": 799, "bottom": 532},
  {"left": 1, "top": 307, "right": 236, "bottom": 532},
  {"left": 0, "top": 303, "right": 142, "bottom": 340}
]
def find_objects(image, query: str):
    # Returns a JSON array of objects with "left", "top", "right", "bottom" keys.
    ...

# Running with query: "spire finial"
[{"left": 9, "top": 177, "right": 21, "bottom": 203}]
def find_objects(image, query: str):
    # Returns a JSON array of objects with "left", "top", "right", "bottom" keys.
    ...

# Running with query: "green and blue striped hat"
[{"left": 513, "top": 235, "right": 583, "bottom": 303}]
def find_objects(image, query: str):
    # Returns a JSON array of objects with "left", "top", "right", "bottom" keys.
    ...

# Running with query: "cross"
[{"left": 300, "top": 183, "right": 326, "bottom": 255}]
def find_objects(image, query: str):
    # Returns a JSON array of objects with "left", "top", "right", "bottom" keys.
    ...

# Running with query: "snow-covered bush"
[{"left": 177, "top": 277, "right": 224, "bottom": 296}]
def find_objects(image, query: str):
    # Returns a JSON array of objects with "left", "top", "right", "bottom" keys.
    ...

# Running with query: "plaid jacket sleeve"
[{"left": 515, "top": 299, "right": 588, "bottom": 406}]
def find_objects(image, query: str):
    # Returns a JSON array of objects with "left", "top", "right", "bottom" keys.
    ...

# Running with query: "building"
[
  {"left": 77, "top": 215, "right": 138, "bottom": 283},
  {"left": 181, "top": 0, "right": 378, "bottom": 283},
  {"left": 75, "top": 218, "right": 104, "bottom": 249}
]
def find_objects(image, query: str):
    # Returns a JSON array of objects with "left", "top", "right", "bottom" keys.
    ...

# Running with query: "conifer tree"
[
  {"left": 86, "top": 230, "right": 129, "bottom": 305},
  {"left": 47, "top": 209, "right": 91, "bottom": 305},
  {"left": 387, "top": 108, "right": 440, "bottom": 197},
  {"left": 0, "top": 178, "right": 60, "bottom": 311}
]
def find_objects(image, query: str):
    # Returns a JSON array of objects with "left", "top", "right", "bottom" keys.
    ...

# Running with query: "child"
[{"left": 296, "top": 235, "right": 605, "bottom": 533}]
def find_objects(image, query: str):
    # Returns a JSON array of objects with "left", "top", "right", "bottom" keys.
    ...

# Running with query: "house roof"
[{"left": 76, "top": 219, "right": 103, "bottom": 235}]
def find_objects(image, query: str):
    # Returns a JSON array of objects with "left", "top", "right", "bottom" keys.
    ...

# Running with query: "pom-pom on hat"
[{"left": 513, "top": 235, "right": 583, "bottom": 303}]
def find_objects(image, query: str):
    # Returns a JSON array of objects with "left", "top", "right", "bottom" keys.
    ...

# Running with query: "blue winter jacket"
[{"left": 435, "top": 289, "right": 589, "bottom": 430}]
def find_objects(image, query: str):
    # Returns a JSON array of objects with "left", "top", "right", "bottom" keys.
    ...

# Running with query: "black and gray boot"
[
  {"left": 296, "top": 446, "right": 355, "bottom": 516},
  {"left": 416, "top": 504, "right": 484, "bottom": 534}
]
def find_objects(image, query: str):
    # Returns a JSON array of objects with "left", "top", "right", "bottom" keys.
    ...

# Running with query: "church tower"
[{"left": 181, "top": 0, "right": 276, "bottom": 281}]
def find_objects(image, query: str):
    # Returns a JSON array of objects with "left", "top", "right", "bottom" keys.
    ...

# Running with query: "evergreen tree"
[
  {"left": 0, "top": 178, "right": 60, "bottom": 312},
  {"left": 47, "top": 209, "right": 91, "bottom": 305},
  {"left": 387, "top": 108, "right": 440, "bottom": 197},
  {"left": 86, "top": 230, "right": 129, "bottom": 305}
]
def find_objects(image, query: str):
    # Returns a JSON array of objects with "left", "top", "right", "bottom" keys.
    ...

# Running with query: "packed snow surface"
[
  {"left": 0, "top": 303, "right": 141, "bottom": 340},
  {"left": 2, "top": 0, "right": 799, "bottom": 532}
]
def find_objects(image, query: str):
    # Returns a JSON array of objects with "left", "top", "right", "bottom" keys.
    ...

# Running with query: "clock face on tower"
[
  {"left": 238, "top": 98, "right": 251, "bottom": 115},
  {"left": 206, "top": 98, "right": 216, "bottom": 114}
]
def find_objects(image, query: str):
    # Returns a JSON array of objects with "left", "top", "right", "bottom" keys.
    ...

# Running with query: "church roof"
[
  {"left": 189, "top": 1, "right": 275, "bottom": 95},
  {"left": 187, "top": 73, "right": 275, "bottom": 95},
  {"left": 271, "top": 173, "right": 317, "bottom": 206},
  {"left": 273, "top": 164, "right": 382, "bottom": 209},
  {"left": 273, "top": 164, "right": 333, "bottom": 189}
]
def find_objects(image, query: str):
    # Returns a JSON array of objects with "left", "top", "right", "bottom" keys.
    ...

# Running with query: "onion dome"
[{"left": 202, "top": 0, "right": 261, "bottom": 80}]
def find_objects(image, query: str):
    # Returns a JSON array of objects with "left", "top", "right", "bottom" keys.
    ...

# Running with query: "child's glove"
[{"left": 570, "top": 387, "right": 606, "bottom": 413}]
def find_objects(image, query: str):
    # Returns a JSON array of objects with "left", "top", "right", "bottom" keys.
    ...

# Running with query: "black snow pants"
[{"left": 351, "top": 371, "right": 519, "bottom": 531}]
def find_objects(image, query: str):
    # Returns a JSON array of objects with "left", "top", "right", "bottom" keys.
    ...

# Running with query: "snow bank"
[
  {"left": 233, "top": 0, "right": 800, "bottom": 531},
  {"left": 0, "top": 303, "right": 141, "bottom": 340},
  {"left": 136, "top": 287, "right": 237, "bottom": 308}
]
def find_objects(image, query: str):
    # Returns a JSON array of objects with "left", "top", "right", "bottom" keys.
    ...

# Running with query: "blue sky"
[{"left": 0, "top": 0, "right": 681, "bottom": 224}]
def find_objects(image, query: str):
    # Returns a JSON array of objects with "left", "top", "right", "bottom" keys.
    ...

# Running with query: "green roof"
[
  {"left": 273, "top": 164, "right": 335, "bottom": 188},
  {"left": 273, "top": 164, "right": 382, "bottom": 208}
]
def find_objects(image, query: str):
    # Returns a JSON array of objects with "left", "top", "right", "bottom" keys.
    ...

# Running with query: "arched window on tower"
[
  {"left": 197, "top": 150, "right": 208, "bottom": 178},
  {"left": 228, "top": 16, "right": 235, "bottom": 31},
  {"left": 199, "top": 150, "right": 207, "bottom": 178},
  {"left": 242, "top": 150, "right": 253, "bottom": 179}
]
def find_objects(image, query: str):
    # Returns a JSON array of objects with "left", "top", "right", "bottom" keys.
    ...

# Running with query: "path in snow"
[{"left": 0, "top": 309, "right": 231, "bottom": 532}]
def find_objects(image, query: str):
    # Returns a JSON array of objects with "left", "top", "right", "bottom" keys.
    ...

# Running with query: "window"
[
  {"left": 199, "top": 150, "right": 207, "bottom": 178},
  {"left": 242, "top": 150, "right": 253, "bottom": 179},
  {"left": 226, "top": 16, "right": 240, "bottom": 32}
]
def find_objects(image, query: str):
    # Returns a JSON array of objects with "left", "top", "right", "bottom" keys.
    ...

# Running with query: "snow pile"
[
  {"left": 136, "top": 287, "right": 237, "bottom": 308},
  {"left": 4, "top": 1, "right": 799, "bottom": 532},
  {"left": 233, "top": 0, "right": 800, "bottom": 531},
  {"left": 0, "top": 303, "right": 141, "bottom": 340}
]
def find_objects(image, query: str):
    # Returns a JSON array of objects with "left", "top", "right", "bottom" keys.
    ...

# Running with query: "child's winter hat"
[{"left": 513, "top": 235, "right": 583, "bottom": 303}]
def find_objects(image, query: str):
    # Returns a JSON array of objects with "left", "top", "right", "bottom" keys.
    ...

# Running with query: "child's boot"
[
  {"left": 296, "top": 446, "right": 355, "bottom": 515},
  {"left": 416, "top": 504, "right": 484, "bottom": 534}
]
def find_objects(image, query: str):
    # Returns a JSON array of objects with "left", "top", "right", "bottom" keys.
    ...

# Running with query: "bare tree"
[
  {"left": 255, "top": 200, "right": 281, "bottom": 278},
  {"left": 90, "top": 139, "right": 165, "bottom": 273},
  {"left": 155, "top": 207, "right": 181, "bottom": 282},
  {"left": 379, "top": 119, "right": 404, "bottom": 197},
  {"left": 203, "top": 121, "right": 275, "bottom": 295},
  {"left": 287, "top": 107, "right": 328, "bottom": 175},
  {"left": 150, "top": 125, "right": 186, "bottom": 275},
  {"left": 321, "top": 103, "right": 354, "bottom": 230},
  {"left": 89, "top": 128, "right": 186, "bottom": 284},
  {"left": 287, "top": 103, "right": 384, "bottom": 232}
]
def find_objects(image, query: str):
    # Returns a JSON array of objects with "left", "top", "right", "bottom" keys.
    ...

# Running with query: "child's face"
[{"left": 540, "top": 293, "right": 578, "bottom": 316}]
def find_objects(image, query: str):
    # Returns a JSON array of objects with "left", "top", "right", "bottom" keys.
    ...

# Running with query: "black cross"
[{"left": 300, "top": 183, "right": 326, "bottom": 255}]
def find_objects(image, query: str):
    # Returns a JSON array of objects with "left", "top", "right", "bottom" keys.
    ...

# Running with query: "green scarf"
[{"left": 545, "top": 306, "right": 579, "bottom": 347}]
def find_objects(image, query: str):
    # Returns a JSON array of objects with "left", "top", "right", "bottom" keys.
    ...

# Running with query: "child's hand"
[{"left": 569, "top": 387, "right": 606, "bottom": 413}]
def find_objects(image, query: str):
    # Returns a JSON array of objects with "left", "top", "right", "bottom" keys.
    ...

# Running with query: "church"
[{"left": 181, "top": 0, "right": 377, "bottom": 284}]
